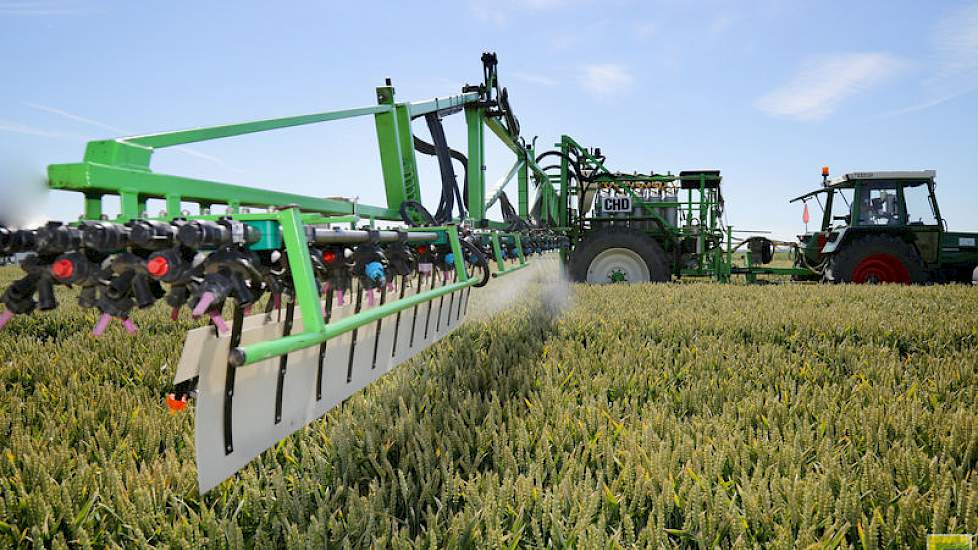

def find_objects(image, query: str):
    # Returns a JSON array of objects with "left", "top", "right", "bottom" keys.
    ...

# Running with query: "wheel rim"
[
  {"left": 586, "top": 248, "right": 650, "bottom": 283},
  {"left": 852, "top": 253, "right": 911, "bottom": 284}
]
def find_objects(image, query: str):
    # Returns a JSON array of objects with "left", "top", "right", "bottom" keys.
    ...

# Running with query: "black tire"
[
  {"left": 827, "top": 234, "right": 928, "bottom": 284},
  {"left": 569, "top": 226, "right": 670, "bottom": 283},
  {"left": 940, "top": 265, "right": 978, "bottom": 284}
]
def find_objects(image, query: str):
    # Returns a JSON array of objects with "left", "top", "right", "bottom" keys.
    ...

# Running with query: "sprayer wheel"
[{"left": 569, "top": 227, "right": 670, "bottom": 284}]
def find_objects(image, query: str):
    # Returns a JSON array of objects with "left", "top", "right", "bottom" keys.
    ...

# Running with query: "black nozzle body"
[
  {"left": 35, "top": 222, "right": 82, "bottom": 255},
  {"left": 178, "top": 219, "right": 259, "bottom": 249},
  {"left": 81, "top": 221, "right": 131, "bottom": 252},
  {"left": 129, "top": 220, "right": 179, "bottom": 250}
]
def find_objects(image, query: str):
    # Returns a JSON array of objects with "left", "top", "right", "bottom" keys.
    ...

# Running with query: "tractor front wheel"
[
  {"left": 827, "top": 235, "right": 927, "bottom": 284},
  {"left": 569, "top": 227, "right": 670, "bottom": 284}
]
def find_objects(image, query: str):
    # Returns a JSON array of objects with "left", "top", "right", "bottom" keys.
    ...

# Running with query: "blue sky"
[{"left": 1, "top": 0, "right": 977, "bottom": 239}]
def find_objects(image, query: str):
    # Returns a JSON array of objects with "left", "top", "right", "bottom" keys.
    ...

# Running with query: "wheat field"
[{"left": 1, "top": 264, "right": 976, "bottom": 548}]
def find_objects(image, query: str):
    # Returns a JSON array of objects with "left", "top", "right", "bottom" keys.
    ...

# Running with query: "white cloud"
[
  {"left": 470, "top": 0, "right": 574, "bottom": 25},
  {"left": 24, "top": 101, "right": 128, "bottom": 134},
  {"left": 0, "top": 119, "right": 82, "bottom": 139},
  {"left": 24, "top": 102, "right": 231, "bottom": 167},
  {"left": 898, "top": 1, "right": 978, "bottom": 112},
  {"left": 522, "top": 0, "right": 566, "bottom": 7},
  {"left": 511, "top": 72, "right": 558, "bottom": 86},
  {"left": 470, "top": 1, "right": 506, "bottom": 25},
  {"left": 755, "top": 53, "right": 905, "bottom": 121},
  {"left": 579, "top": 64, "right": 634, "bottom": 98},
  {"left": 0, "top": 1, "right": 84, "bottom": 15},
  {"left": 634, "top": 21, "right": 656, "bottom": 40},
  {"left": 880, "top": 2, "right": 978, "bottom": 116},
  {"left": 933, "top": 2, "right": 978, "bottom": 81}
]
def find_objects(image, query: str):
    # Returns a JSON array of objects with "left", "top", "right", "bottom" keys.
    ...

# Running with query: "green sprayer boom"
[{"left": 0, "top": 53, "right": 571, "bottom": 491}]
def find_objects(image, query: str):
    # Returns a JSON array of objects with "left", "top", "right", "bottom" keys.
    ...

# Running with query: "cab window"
[
  {"left": 828, "top": 188, "right": 853, "bottom": 226},
  {"left": 856, "top": 183, "right": 901, "bottom": 226},
  {"left": 903, "top": 182, "right": 938, "bottom": 225}
]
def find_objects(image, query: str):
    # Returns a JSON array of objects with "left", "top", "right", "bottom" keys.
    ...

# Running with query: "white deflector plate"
[{"left": 178, "top": 275, "right": 471, "bottom": 492}]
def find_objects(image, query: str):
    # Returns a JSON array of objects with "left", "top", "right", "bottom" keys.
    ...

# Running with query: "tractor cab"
[{"left": 795, "top": 169, "right": 939, "bottom": 228}]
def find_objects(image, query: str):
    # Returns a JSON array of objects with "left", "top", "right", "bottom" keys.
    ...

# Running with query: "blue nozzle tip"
[{"left": 365, "top": 261, "right": 385, "bottom": 283}]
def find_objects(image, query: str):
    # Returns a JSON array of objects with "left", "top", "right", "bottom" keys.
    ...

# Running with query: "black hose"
[
  {"left": 535, "top": 150, "right": 586, "bottom": 185},
  {"left": 460, "top": 239, "right": 491, "bottom": 287},
  {"left": 420, "top": 113, "right": 458, "bottom": 224},
  {"left": 413, "top": 135, "right": 469, "bottom": 215},
  {"left": 498, "top": 192, "right": 531, "bottom": 231},
  {"left": 499, "top": 87, "right": 520, "bottom": 137}
]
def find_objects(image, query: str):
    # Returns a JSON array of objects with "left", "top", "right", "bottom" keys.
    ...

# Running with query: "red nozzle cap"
[
  {"left": 147, "top": 256, "right": 169, "bottom": 278},
  {"left": 166, "top": 393, "right": 187, "bottom": 412},
  {"left": 416, "top": 245, "right": 428, "bottom": 255},
  {"left": 322, "top": 249, "right": 337, "bottom": 264},
  {"left": 51, "top": 258, "right": 74, "bottom": 280}
]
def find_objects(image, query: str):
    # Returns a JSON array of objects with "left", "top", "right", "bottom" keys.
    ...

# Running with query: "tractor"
[{"left": 791, "top": 169, "right": 978, "bottom": 283}]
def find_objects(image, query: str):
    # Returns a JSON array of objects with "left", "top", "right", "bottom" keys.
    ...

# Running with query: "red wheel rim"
[{"left": 852, "top": 254, "right": 911, "bottom": 284}]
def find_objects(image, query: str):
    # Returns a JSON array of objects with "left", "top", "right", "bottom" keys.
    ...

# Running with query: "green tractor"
[{"left": 792, "top": 169, "right": 978, "bottom": 283}]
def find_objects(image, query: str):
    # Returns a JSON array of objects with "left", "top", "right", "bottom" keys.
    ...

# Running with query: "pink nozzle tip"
[
  {"left": 243, "top": 305, "right": 252, "bottom": 316},
  {"left": 122, "top": 318, "right": 138, "bottom": 335},
  {"left": 192, "top": 292, "right": 216, "bottom": 317},
  {"left": 336, "top": 289, "right": 344, "bottom": 306},
  {"left": 92, "top": 313, "right": 112, "bottom": 336},
  {"left": 273, "top": 293, "right": 281, "bottom": 311},
  {"left": 366, "top": 289, "right": 375, "bottom": 307},
  {"left": 0, "top": 310, "right": 14, "bottom": 330},
  {"left": 170, "top": 307, "right": 180, "bottom": 321},
  {"left": 209, "top": 312, "right": 229, "bottom": 334},
  {"left": 321, "top": 281, "right": 331, "bottom": 293},
  {"left": 443, "top": 271, "right": 449, "bottom": 283}
]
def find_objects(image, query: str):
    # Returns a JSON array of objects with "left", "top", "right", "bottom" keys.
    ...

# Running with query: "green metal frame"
[{"left": 42, "top": 69, "right": 557, "bottom": 364}]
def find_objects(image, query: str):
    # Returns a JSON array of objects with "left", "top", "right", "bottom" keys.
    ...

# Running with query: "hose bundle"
[
  {"left": 406, "top": 113, "right": 469, "bottom": 226},
  {"left": 498, "top": 192, "right": 530, "bottom": 231}
]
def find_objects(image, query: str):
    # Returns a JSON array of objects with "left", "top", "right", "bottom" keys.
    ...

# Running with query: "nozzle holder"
[
  {"left": 129, "top": 219, "right": 180, "bottom": 250},
  {"left": 178, "top": 218, "right": 259, "bottom": 249},
  {"left": 35, "top": 222, "right": 82, "bottom": 255},
  {"left": 81, "top": 221, "right": 130, "bottom": 252}
]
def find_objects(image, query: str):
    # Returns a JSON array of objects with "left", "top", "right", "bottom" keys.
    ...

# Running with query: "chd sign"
[{"left": 601, "top": 195, "right": 632, "bottom": 213}]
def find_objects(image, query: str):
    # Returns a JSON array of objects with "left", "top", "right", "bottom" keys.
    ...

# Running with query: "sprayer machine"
[{"left": 2, "top": 53, "right": 975, "bottom": 491}]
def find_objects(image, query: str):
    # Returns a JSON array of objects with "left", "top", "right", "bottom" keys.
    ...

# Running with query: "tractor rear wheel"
[
  {"left": 827, "top": 235, "right": 927, "bottom": 284},
  {"left": 569, "top": 227, "right": 670, "bottom": 283}
]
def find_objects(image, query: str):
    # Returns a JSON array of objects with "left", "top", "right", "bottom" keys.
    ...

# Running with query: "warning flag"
[{"left": 802, "top": 203, "right": 810, "bottom": 224}]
